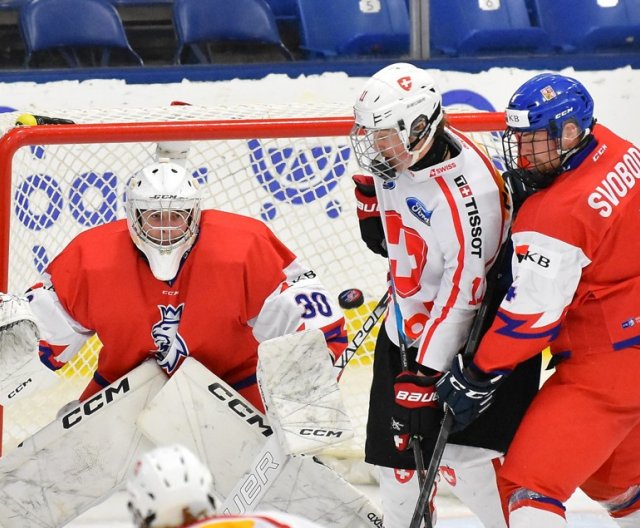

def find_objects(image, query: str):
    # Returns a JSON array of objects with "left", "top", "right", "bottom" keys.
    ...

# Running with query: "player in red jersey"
[
  {"left": 127, "top": 444, "right": 326, "bottom": 528},
  {"left": 438, "top": 73, "right": 640, "bottom": 527},
  {"left": 14, "top": 158, "right": 346, "bottom": 411}
]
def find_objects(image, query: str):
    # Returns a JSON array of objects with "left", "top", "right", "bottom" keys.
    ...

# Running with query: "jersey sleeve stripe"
[{"left": 417, "top": 178, "right": 465, "bottom": 365}]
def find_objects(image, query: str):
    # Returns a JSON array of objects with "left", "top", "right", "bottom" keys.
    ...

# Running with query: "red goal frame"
[{"left": 0, "top": 111, "right": 505, "bottom": 456}]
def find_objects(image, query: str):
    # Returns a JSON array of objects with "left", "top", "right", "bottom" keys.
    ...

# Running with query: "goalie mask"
[
  {"left": 350, "top": 62, "right": 443, "bottom": 181},
  {"left": 126, "top": 160, "right": 201, "bottom": 281},
  {"left": 127, "top": 444, "right": 216, "bottom": 528},
  {"left": 502, "top": 73, "right": 595, "bottom": 189}
]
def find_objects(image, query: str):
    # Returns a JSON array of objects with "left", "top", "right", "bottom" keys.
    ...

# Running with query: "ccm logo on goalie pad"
[
  {"left": 299, "top": 428, "right": 345, "bottom": 438},
  {"left": 208, "top": 382, "right": 273, "bottom": 437},
  {"left": 61, "top": 378, "right": 130, "bottom": 428},
  {"left": 7, "top": 377, "right": 32, "bottom": 400}
]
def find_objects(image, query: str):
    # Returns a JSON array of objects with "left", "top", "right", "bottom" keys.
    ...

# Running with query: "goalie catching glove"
[
  {"left": 353, "top": 174, "right": 387, "bottom": 258},
  {"left": 436, "top": 354, "right": 505, "bottom": 432},
  {"left": 392, "top": 370, "right": 442, "bottom": 451}
]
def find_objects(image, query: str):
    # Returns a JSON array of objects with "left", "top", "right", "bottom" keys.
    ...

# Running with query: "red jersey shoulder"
[
  {"left": 48, "top": 219, "right": 134, "bottom": 270},
  {"left": 199, "top": 210, "right": 297, "bottom": 265},
  {"left": 514, "top": 124, "right": 639, "bottom": 250}
]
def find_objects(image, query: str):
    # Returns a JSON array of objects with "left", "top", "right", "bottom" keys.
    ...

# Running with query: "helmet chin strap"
[
  {"left": 409, "top": 139, "right": 432, "bottom": 167},
  {"left": 558, "top": 126, "right": 593, "bottom": 168},
  {"left": 408, "top": 132, "right": 453, "bottom": 172}
]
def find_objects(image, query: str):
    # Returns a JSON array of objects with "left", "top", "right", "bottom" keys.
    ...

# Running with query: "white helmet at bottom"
[
  {"left": 127, "top": 444, "right": 216, "bottom": 528},
  {"left": 126, "top": 160, "right": 201, "bottom": 281}
]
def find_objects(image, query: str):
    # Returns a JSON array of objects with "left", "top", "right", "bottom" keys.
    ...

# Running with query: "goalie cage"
[{"left": 0, "top": 103, "right": 505, "bottom": 478}]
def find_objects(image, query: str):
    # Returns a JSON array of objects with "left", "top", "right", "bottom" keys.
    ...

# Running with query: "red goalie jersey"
[{"left": 27, "top": 210, "right": 347, "bottom": 410}]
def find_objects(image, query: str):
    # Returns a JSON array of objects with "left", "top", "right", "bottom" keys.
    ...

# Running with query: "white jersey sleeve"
[
  {"left": 26, "top": 273, "right": 95, "bottom": 367},
  {"left": 249, "top": 259, "right": 347, "bottom": 361}
]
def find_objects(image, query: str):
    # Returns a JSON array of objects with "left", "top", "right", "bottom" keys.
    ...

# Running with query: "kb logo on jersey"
[{"left": 515, "top": 245, "right": 551, "bottom": 268}]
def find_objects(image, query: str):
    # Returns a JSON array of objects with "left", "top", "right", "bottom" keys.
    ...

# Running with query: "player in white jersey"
[
  {"left": 350, "top": 63, "right": 541, "bottom": 527},
  {"left": 127, "top": 444, "right": 327, "bottom": 528}
]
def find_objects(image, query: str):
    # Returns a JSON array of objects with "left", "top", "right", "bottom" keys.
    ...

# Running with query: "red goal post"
[{"left": 0, "top": 107, "right": 505, "bottom": 459}]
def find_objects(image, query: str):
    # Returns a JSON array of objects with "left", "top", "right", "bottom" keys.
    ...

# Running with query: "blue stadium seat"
[
  {"left": 20, "top": 0, "right": 144, "bottom": 67},
  {"left": 430, "top": 0, "right": 551, "bottom": 56},
  {"left": 531, "top": 0, "right": 640, "bottom": 53},
  {"left": 0, "top": 0, "right": 26, "bottom": 9},
  {"left": 173, "top": 0, "right": 293, "bottom": 64},
  {"left": 264, "top": 0, "right": 297, "bottom": 21},
  {"left": 110, "top": 0, "right": 172, "bottom": 4},
  {"left": 295, "top": 0, "right": 409, "bottom": 58}
]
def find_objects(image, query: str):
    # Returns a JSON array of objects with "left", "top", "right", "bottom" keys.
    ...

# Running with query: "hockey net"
[{"left": 0, "top": 104, "right": 505, "bottom": 474}]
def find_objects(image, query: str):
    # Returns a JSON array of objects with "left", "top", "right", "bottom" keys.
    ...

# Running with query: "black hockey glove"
[
  {"left": 15, "top": 113, "right": 75, "bottom": 126},
  {"left": 436, "top": 354, "right": 504, "bottom": 433},
  {"left": 392, "top": 370, "right": 442, "bottom": 452},
  {"left": 502, "top": 169, "right": 538, "bottom": 215},
  {"left": 353, "top": 174, "right": 387, "bottom": 258}
]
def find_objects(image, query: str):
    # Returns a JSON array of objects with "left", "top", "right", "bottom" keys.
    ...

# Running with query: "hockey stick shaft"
[
  {"left": 388, "top": 276, "right": 432, "bottom": 527},
  {"left": 410, "top": 238, "right": 513, "bottom": 528},
  {"left": 333, "top": 290, "right": 390, "bottom": 377}
]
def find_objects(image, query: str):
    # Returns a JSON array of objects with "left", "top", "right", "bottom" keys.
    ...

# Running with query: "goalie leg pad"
[
  {"left": 0, "top": 360, "right": 165, "bottom": 528},
  {"left": 137, "top": 357, "right": 274, "bottom": 498},
  {"left": 138, "top": 358, "right": 383, "bottom": 528}
]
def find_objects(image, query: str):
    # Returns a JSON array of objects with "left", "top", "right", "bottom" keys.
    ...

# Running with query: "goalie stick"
[{"left": 409, "top": 237, "right": 513, "bottom": 528}]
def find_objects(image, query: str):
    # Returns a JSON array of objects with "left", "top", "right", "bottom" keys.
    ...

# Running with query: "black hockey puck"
[{"left": 338, "top": 288, "right": 365, "bottom": 309}]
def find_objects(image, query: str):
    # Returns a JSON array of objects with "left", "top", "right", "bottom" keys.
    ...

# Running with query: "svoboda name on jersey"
[{"left": 588, "top": 146, "right": 640, "bottom": 218}]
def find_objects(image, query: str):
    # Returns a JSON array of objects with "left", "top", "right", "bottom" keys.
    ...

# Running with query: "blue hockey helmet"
[
  {"left": 502, "top": 73, "right": 595, "bottom": 189},
  {"left": 505, "top": 73, "right": 594, "bottom": 138}
]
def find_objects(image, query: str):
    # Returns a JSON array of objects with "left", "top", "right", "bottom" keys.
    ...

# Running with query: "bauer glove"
[
  {"left": 436, "top": 354, "right": 504, "bottom": 432},
  {"left": 391, "top": 370, "right": 442, "bottom": 451},
  {"left": 353, "top": 174, "right": 387, "bottom": 258}
]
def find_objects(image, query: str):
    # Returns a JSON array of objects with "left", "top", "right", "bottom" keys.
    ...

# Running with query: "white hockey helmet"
[
  {"left": 127, "top": 444, "right": 216, "bottom": 528},
  {"left": 350, "top": 62, "right": 443, "bottom": 180},
  {"left": 125, "top": 160, "right": 201, "bottom": 281}
]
